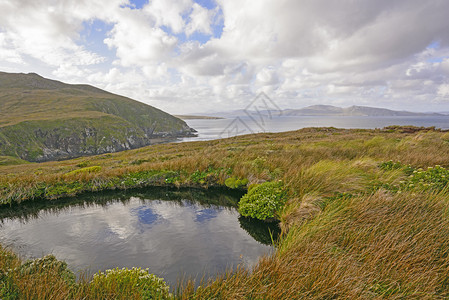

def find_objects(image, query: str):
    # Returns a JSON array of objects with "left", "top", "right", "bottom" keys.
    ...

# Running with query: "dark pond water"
[{"left": 0, "top": 188, "right": 279, "bottom": 286}]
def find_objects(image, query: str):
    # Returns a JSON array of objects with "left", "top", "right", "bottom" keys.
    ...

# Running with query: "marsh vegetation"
[{"left": 2, "top": 126, "right": 449, "bottom": 298}]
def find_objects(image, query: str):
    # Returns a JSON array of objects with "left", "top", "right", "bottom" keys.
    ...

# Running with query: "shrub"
[
  {"left": 238, "top": 181, "right": 286, "bottom": 221},
  {"left": 404, "top": 165, "right": 449, "bottom": 191},
  {"left": 225, "top": 177, "right": 248, "bottom": 189},
  {"left": 19, "top": 255, "right": 75, "bottom": 284},
  {"left": 89, "top": 267, "right": 170, "bottom": 299}
]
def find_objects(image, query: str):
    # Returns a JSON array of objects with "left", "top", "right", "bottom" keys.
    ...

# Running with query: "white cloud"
[
  {"left": 0, "top": 33, "right": 23, "bottom": 64},
  {"left": 438, "top": 84, "right": 449, "bottom": 97},
  {"left": 104, "top": 9, "right": 178, "bottom": 67},
  {"left": 185, "top": 3, "right": 215, "bottom": 36},
  {"left": 0, "top": 0, "right": 110, "bottom": 75},
  {"left": 53, "top": 63, "right": 89, "bottom": 79},
  {"left": 1, "top": 0, "right": 449, "bottom": 113},
  {"left": 256, "top": 67, "right": 279, "bottom": 86},
  {"left": 143, "top": 0, "right": 191, "bottom": 34}
]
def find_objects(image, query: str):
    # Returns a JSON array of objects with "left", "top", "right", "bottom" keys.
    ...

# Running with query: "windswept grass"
[
  {"left": 3, "top": 127, "right": 449, "bottom": 205},
  {"left": 175, "top": 189, "right": 449, "bottom": 299},
  {"left": 3, "top": 126, "right": 449, "bottom": 298}
]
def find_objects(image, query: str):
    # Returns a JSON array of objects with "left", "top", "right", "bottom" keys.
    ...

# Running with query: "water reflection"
[
  {"left": 0, "top": 187, "right": 278, "bottom": 286},
  {"left": 238, "top": 216, "right": 281, "bottom": 246},
  {"left": 0, "top": 187, "right": 241, "bottom": 223}
]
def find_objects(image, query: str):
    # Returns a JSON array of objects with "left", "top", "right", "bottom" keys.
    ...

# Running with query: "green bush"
[
  {"left": 403, "top": 165, "right": 449, "bottom": 191},
  {"left": 89, "top": 267, "right": 170, "bottom": 299},
  {"left": 19, "top": 255, "right": 75, "bottom": 284},
  {"left": 225, "top": 177, "right": 248, "bottom": 189},
  {"left": 238, "top": 181, "right": 286, "bottom": 221}
]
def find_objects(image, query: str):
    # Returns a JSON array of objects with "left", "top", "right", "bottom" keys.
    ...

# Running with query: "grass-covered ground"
[{"left": 2, "top": 126, "right": 449, "bottom": 298}]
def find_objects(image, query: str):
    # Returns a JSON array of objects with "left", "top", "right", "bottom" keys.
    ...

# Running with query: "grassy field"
[{"left": 2, "top": 126, "right": 449, "bottom": 298}]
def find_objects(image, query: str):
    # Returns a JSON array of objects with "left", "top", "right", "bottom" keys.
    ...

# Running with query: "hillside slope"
[{"left": 0, "top": 72, "right": 196, "bottom": 161}]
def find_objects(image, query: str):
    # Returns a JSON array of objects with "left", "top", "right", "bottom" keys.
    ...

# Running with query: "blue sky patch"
[
  {"left": 133, "top": 206, "right": 160, "bottom": 225},
  {"left": 79, "top": 19, "right": 115, "bottom": 63},
  {"left": 428, "top": 40, "right": 440, "bottom": 49},
  {"left": 195, "top": 208, "right": 219, "bottom": 223},
  {"left": 126, "top": 0, "right": 148, "bottom": 10},
  {"left": 426, "top": 57, "right": 445, "bottom": 63},
  {"left": 194, "top": 0, "right": 216, "bottom": 10}
]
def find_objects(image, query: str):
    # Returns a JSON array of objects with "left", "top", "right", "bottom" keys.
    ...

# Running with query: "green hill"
[{"left": 0, "top": 72, "right": 196, "bottom": 162}]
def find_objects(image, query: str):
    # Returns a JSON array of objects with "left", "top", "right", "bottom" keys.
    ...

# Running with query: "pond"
[{"left": 0, "top": 188, "right": 279, "bottom": 287}]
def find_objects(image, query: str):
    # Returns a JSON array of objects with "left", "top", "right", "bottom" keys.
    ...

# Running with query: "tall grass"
[
  {"left": 179, "top": 190, "right": 449, "bottom": 299},
  {"left": 2, "top": 127, "right": 449, "bottom": 298}
]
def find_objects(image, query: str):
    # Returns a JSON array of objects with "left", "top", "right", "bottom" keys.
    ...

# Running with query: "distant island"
[
  {"left": 281, "top": 105, "right": 442, "bottom": 117},
  {"left": 209, "top": 104, "right": 443, "bottom": 118},
  {"left": 0, "top": 72, "right": 196, "bottom": 162}
]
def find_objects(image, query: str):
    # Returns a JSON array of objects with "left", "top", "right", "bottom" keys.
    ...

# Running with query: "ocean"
[{"left": 179, "top": 115, "right": 449, "bottom": 142}]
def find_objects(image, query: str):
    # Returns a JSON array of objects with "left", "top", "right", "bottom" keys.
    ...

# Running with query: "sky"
[{"left": 1, "top": 0, "right": 449, "bottom": 114}]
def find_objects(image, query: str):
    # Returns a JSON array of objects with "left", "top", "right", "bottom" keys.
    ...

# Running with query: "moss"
[{"left": 225, "top": 177, "right": 249, "bottom": 189}]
